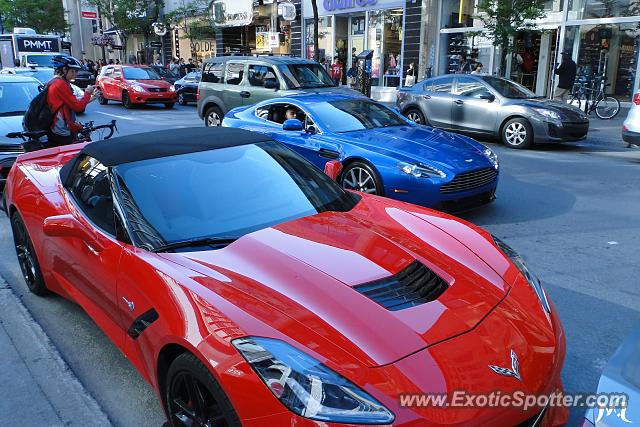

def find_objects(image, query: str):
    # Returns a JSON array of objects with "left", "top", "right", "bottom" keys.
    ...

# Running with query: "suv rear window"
[{"left": 202, "top": 62, "right": 224, "bottom": 83}]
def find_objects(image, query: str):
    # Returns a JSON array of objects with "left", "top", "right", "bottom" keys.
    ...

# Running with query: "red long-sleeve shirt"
[{"left": 46, "top": 78, "right": 91, "bottom": 135}]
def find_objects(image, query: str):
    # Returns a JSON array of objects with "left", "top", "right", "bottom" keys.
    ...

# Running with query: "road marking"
[
  {"left": 95, "top": 111, "right": 134, "bottom": 121},
  {"left": 607, "top": 241, "right": 619, "bottom": 245}
]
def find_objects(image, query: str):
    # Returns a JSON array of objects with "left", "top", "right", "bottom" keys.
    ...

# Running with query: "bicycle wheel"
[
  {"left": 91, "top": 124, "right": 115, "bottom": 140},
  {"left": 595, "top": 96, "right": 620, "bottom": 119},
  {"left": 568, "top": 91, "right": 584, "bottom": 109}
]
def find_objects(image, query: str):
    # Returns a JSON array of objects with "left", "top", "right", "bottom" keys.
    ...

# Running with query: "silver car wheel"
[
  {"left": 206, "top": 111, "right": 221, "bottom": 127},
  {"left": 407, "top": 111, "right": 422, "bottom": 124},
  {"left": 342, "top": 167, "right": 378, "bottom": 194},
  {"left": 505, "top": 122, "right": 527, "bottom": 146}
]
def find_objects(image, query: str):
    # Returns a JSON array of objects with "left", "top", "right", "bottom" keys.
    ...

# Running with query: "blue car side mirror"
[{"left": 283, "top": 119, "right": 304, "bottom": 131}]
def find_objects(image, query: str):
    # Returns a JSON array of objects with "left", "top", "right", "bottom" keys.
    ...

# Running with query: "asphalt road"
[{"left": 0, "top": 101, "right": 638, "bottom": 426}]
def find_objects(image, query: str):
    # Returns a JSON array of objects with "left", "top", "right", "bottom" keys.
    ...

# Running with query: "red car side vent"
[{"left": 354, "top": 261, "right": 449, "bottom": 311}]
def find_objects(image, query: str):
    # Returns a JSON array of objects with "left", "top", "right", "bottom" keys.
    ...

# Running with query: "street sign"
[
  {"left": 150, "top": 41, "right": 162, "bottom": 48},
  {"left": 81, "top": 2, "right": 98, "bottom": 19},
  {"left": 111, "top": 45, "right": 123, "bottom": 50}
]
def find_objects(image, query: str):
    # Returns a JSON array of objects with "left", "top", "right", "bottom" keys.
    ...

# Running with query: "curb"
[{"left": 0, "top": 275, "right": 112, "bottom": 426}]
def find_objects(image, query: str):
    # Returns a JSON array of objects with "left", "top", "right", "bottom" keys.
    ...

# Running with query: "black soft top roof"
[
  {"left": 60, "top": 127, "right": 270, "bottom": 185},
  {"left": 85, "top": 127, "right": 269, "bottom": 166}
]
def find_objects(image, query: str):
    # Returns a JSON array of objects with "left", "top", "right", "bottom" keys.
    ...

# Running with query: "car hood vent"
[{"left": 354, "top": 261, "right": 449, "bottom": 311}]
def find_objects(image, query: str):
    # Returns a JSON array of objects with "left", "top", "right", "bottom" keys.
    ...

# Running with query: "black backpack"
[{"left": 22, "top": 83, "right": 58, "bottom": 133}]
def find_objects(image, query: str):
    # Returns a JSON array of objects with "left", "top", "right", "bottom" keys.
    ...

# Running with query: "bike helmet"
[{"left": 51, "top": 55, "right": 82, "bottom": 70}]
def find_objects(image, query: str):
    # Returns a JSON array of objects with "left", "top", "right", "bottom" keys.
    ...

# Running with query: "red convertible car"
[{"left": 3, "top": 127, "right": 568, "bottom": 426}]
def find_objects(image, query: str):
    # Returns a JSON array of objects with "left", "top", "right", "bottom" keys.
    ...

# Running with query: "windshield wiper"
[{"left": 151, "top": 236, "right": 238, "bottom": 253}]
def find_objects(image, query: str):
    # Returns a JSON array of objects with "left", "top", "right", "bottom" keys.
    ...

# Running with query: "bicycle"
[
  {"left": 6, "top": 119, "right": 118, "bottom": 152},
  {"left": 568, "top": 75, "right": 620, "bottom": 119}
]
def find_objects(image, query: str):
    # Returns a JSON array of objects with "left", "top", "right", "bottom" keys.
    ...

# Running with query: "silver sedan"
[{"left": 397, "top": 75, "right": 589, "bottom": 149}]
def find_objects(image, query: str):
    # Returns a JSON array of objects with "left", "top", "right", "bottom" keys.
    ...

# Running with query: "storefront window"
[
  {"left": 441, "top": 0, "right": 482, "bottom": 29},
  {"left": 543, "top": 0, "right": 563, "bottom": 12},
  {"left": 367, "top": 9, "right": 403, "bottom": 87},
  {"left": 568, "top": 0, "right": 640, "bottom": 20},
  {"left": 438, "top": 33, "right": 492, "bottom": 75},
  {"left": 305, "top": 17, "right": 333, "bottom": 62},
  {"left": 564, "top": 24, "right": 640, "bottom": 100}
]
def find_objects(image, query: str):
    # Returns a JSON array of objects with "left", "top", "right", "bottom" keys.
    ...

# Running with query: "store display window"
[{"left": 568, "top": 0, "right": 640, "bottom": 20}]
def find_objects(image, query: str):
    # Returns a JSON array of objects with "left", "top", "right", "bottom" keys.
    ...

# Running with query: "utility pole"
[{"left": 97, "top": 4, "right": 106, "bottom": 60}]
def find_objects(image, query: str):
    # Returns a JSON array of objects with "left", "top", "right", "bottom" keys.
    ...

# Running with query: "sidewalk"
[{"left": 0, "top": 276, "right": 111, "bottom": 427}]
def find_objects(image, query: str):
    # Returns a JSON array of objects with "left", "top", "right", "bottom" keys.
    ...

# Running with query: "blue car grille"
[
  {"left": 440, "top": 167, "right": 497, "bottom": 194},
  {"left": 354, "top": 261, "right": 449, "bottom": 311}
]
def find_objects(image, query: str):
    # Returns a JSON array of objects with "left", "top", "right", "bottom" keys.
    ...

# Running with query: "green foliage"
[
  {"left": 0, "top": 0, "right": 67, "bottom": 33},
  {"left": 476, "top": 0, "right": 547, "bottom": 52},
  {"left": 165, "top": 0, "right": 215, "bottom": 55},
  {"left": 89, "top": 0, "right": 163, "bottom": 37}
]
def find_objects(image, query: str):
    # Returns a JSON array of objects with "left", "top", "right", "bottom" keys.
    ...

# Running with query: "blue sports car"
[{"left": 222, "top": 93, "right": 499, "bottom": 211}]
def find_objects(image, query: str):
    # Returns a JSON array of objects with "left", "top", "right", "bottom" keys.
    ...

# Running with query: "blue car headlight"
[
  {"left": 398, "top": 161, "right": 446, "bottom": 178},
  {"left": 482, "top": 146, "right": 499, "bottom": 170},
  {"left": 232, "top": 337, "right": 395, "bottom": 424},
  {"left": 492, "top": 236, "right": 550, "bottom": 313}
]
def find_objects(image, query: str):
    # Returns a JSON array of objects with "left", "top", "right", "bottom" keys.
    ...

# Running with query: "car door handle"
[
  {"left": 421, "top": 95, "right": 431, "bottom": 100},
  {"left": 454, "top": 99, "right": 464, "bottom": 105},
  {"left": 319, "top": 148, "right": 340, "bottom": 159},
  {"left": 240, "top": 91, "right": 251, "bottom": 98}
]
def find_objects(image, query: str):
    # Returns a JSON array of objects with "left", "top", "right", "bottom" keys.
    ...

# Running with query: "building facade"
[
  {"left": 433, "top": 0, "right": 640, "bottom": 100},
  {"left": 300, "top": 0, "right": 422, "bottom": 99}
]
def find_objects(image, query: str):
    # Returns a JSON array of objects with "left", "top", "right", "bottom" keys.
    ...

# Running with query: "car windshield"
[
  {"left": 308, "top": 100, "right": 407, "bottom": 133},
  {"left": 482, "top": 76, "right": 537, "bottom": 99},
  {"left": 124, "top": 67, "right": 161, "bottom": 80},
  {"left": 114, "top": 141, "right": 359, "bottom": 251},
  {"left": 0, "top": 82, "right": 40, "bottom": 115},
  {"left": 155, "top": 67, "right": 179, "bottom": 78},
  {"left": 278, "top": 64, "right": 335, "bottom": 89},
  {"left": 25, "top": 54, "right": 58, "bottom": 67},
  {"left": 29, "top": 69, "right": 54, "bottom": 84}
]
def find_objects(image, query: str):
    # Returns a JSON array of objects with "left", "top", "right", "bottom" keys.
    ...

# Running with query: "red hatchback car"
[
  {"left": 96, "top": 65, "right": 177, "bottom": 109},
  {"left": 3, "top": 127, "right": 568, "bottom": 427}
]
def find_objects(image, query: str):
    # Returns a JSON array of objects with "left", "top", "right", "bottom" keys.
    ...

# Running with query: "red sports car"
[
  {"left": 2, "top": 127, "right": 568, "bottom": 426},
  {"left": 96, "top": 65, "right": 177, "bottom": 109}
]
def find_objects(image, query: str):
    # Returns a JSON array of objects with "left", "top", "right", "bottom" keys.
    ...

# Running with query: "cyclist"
[{"left": 47, "top": 55, "right": 96, "bottom": 147}]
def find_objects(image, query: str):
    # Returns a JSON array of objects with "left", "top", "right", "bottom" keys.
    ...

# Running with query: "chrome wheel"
[
  {"left": 505, "top": 122, "right": 527, "bottom": 146},
  {"left": 206, "top": 109, "right": 222, "bottom": 127},
  {"left": 407, "top": 111, "right": 422, "bottom": 124},
  {"left": 341, "top": 166, "right": 378, "bottom": 194}
]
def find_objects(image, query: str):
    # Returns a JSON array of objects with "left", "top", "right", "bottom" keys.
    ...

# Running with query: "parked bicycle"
[{"left": 568, "top": 74, "right": 620, "bottom": 119}]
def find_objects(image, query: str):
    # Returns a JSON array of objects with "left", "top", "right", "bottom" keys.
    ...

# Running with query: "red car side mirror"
[
  {"left": 43, "top": 214, "right": 104, "bottom": 252},
  {"left": 324, "top": 160, "right": 342, "bottom": 181}
]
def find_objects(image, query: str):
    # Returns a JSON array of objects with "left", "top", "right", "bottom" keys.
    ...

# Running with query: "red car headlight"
[
  {"left": 493, "top": 236, "right": 551, "bottom": 313},
  {"left": 232, "top": 337, "right": 395, "bottom": 424}
]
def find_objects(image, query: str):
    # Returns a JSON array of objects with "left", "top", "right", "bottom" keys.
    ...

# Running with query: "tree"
[
  {"left": 89, "top": 0, "right": 163, "bottom": 62},
  {"left": 476, "top": 0, "right": 547, "bottom": 76},
  {"left": 311, "top": 0, "right": 319, "bottom": 61},
  {"left": 165, "top": 0, "right": 214, "bottom": 59},
  {"left": 0, "top": 0, "right": 67, "bottom": 34}
]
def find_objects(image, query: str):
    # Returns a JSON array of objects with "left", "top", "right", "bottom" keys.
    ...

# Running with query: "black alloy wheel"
[
  {"left": 11, "top": 212, "right": 48, "bottom": 296},
  {"left": 166, "top": 353, "right": 240, "bottom": 427},
  {"left": 122, "top": 91, "right": 133, "bottom": 109}
]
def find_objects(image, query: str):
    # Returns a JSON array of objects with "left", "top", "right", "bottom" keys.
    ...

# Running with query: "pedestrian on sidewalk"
[
  {"left": 330, "top": 58, "right": 342, "bottom": 86},
  {"left": 404, "top": 62, "right": 416, "bottom": 86},
  {"left": 554, "top": 50, "right": 577, "bottom": 102}
]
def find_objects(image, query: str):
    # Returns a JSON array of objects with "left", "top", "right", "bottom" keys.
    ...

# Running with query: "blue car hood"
[{"left": 335, "top": 125, "right": 490, "bottom": 172}]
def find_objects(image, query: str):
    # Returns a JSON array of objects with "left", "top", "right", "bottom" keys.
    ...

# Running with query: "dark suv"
[{"left": 197, "top": 56, "right": 360, "bottom": 126}]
